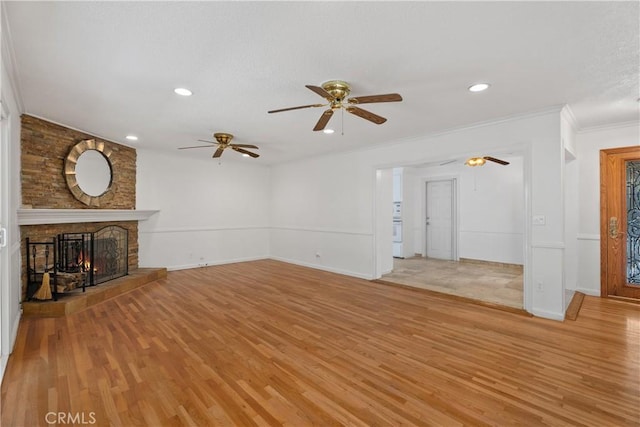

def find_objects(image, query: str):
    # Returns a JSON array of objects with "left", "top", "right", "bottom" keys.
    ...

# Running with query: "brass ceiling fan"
[
  {"left": 268, "top": 80, "right": 402, "bottom": 131},
  {"left": 178, "top": 133, "right": 259, "bottom": 158},
  {"left": 465, "top": 156, "right": 510, "bottom": 167}
]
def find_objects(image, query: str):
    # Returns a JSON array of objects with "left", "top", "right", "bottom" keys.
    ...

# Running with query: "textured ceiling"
[{"left": 4, "top": 1, "right": 639, "bottom": 164}]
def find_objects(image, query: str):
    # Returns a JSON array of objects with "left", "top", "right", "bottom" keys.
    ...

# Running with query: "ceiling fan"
[
  {"left": 268, "top": 80, "right": 402, "bottom": 131},
  {"left": 465, "top": 156, "right": 510, "bottom": 167},
  {"left": 178, "top": 133, "right": 259, "bottom": 158}
]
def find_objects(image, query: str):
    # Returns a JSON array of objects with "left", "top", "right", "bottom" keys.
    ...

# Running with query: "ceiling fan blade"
[
  {"left": 212, "top": 147, "right": 225, "bottom": 158},
  {"left": 231, "top": 144, "right": 259, "bottom": 149},
  {"left": 178, "top": 145, "right": 217, "bottom": 150},
  {"left": 313, "top": 109, "right": 334, "bottom": 131},
  {"left": 232, "top": 147, "right": 260, "bottom": 158},
  {"left": 484, "top": 156, "right": 510, "bottom": 165},
  {"left": 197, "top": 139, "right": 218, "bottom": 144},
  {"left": 348, "top": 93, "right": 403, "bottom": 104},
  {"left": 306, "top": 85, "right": 335, "bottom": 101},
  {"left": 345, "top": 106, "right": 387, "bottom": 125},
  {"left": 268, "top": 104, "right": 325, "bottom": 114}
]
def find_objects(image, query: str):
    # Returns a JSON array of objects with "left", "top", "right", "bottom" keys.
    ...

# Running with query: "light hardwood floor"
[
  {"left": 2, "top": 260, "right": 638, "bottom": 426},
  {"left": 383, "top": 257, "right": 524, "bottom": 309}
]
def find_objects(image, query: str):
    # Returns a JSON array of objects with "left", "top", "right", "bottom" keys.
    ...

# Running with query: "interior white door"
[{"left": 426, "top": 180, "right": 453, "bottom": 260}]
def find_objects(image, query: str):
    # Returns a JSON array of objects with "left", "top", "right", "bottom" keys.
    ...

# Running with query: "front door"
[
  {"left": 601, "top": 145, "right": 640, "bottom": 299},
  {"left": 425, "top": 179, "right": 454, "bottom": 260}
]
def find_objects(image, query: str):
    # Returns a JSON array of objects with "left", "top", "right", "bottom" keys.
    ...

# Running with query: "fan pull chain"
[{"left": 341, "top": 107, "right": 344, "bottom": 136}]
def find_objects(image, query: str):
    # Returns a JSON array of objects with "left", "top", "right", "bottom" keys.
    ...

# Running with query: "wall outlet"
[
  {"left": 537, "top": 281, "right": 543, "bottom": 292},
  {"left": 315, "top": 252, "right": 321, "bottom": 258}
]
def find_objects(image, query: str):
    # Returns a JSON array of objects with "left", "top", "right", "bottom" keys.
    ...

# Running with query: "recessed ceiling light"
[
  {"left": 125, "top": 135, "right": 138, "bottom": 141},
  {"left": 468, "top": 83, "right": 490, "bottom": 92},
  {"left": 323, "top": 129, "right": 335, "bottom": 134},
  {"left": 242, "top": 153, "right": 250, "bottom": 157},
  {"left": 174, "top": 87, "right": 193, "bottom": 96}
]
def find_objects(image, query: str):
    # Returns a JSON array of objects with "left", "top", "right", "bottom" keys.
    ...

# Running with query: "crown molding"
[
  {"left": 577, "top": 120, "right": 640, "bottom": 134},
  {"left": 560, "top": 105, "right": 580, "bottom": 132}
]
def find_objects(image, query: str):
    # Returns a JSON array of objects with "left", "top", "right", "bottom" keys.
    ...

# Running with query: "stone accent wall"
[
  {"left": 21, "top": 115, "right": 136, "bottom": 209},
  {"left": 20, "top": 115, "right": 139, "bottom": 301}
]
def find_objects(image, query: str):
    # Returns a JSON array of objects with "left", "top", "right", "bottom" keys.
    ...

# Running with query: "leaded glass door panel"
[{"left": 627, "top": 160, "right": 640, "bottom": 285}]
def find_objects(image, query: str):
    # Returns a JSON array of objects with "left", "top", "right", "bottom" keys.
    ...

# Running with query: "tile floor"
[{"left": 382, "top": 256, "right": 524, "bottom": 308}]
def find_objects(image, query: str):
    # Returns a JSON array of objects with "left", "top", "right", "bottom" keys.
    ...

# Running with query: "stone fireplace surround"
[{"left": 19, "top": 115, "right": 157, "bottom": 301}]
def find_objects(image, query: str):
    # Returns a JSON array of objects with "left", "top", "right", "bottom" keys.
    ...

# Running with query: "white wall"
[
  {"left": 136, "top": 149, "right": 271, "bottom": 270},
  {"left": 269, "top": 151, "right": 375, "bottom": 278},
  {"left": 270, "top": 109, "right": 566, "bottom": 319},
  {"left": 562, "top": 109, "right": 578, "bottom": 309},
  {"left": 576, "top": 123, "right": 640, "bottom": 296},
  {"left": 375, "top": 168, "right": 393, "bottom": 276},
  {"left": 1, "top": 3, "right": 24, "bottom": 380},
  {"left": 409, "top": 156, "right": 524, "bottom": 265}
]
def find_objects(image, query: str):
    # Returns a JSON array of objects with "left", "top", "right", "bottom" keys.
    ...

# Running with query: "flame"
[{"left": 76, "top": 252, "right": 95, "bottom": 272}]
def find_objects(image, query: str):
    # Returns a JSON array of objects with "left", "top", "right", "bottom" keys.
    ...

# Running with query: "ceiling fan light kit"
[
  {"left": 268, "top": 80, "right": 403, "bottom": 132},
  {"left": 466, "top": 157, "right": 486, "bottom": 167},
  {"left": 465, "top": 156, "right": 510, "bottom": 167},
  {"left": 178, "top": 132, "right": 260, "bottom": 159}
]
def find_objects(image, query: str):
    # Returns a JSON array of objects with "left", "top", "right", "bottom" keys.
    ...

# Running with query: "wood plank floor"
[{"left": 2, "top": 259, "right": 639, "bottom": 426}]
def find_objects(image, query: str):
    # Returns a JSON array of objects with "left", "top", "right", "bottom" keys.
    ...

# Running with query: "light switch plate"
[{"left": 532, "top": 215, "right": 546, "bottom": 226}]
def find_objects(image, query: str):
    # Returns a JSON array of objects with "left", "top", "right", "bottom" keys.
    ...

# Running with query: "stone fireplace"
[{"left": 19, "top": 115, "right": 148, "bottom": 301}]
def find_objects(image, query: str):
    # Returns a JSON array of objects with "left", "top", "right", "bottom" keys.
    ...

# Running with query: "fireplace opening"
[{"left": 58, "top": 225, "right": 128, "bottom": 286}]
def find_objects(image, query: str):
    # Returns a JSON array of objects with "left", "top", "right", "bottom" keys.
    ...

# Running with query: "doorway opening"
[{"left": 376, "top": 155, "right": 525, "bottom": 309}]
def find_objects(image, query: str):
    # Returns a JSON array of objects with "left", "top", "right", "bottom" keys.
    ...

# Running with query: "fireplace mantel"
[{"left": 17, "top": 209, "right": 159, "bottom": 225}]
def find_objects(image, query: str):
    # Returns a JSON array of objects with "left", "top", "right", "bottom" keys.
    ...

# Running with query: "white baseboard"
[
  {"left": 269, "top": 256, "right": 374, "bottom": 280},
  {"left": 161, "top": 256, "right": 269, "bottom": 272},
  {"left": 0, "top": 354, "right": 7, "bottom": 382},
  {"left": 2, "top": 310, "right": 21, "bottom": 382},
  {"left": 531, "top": 308, "right": 565, "bottom": 321},
  {"left": 575, "top": 288, "right": 600, "bottom": 297}
]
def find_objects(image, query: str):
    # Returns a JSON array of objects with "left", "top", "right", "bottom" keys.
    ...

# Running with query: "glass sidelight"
[{"left": 627, "top": 160, "right": 640, "bottom": 284}]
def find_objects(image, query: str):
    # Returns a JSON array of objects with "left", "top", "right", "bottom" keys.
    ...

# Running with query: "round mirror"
[
  {"left": 75, "top": 150, "right": 112, "bottom": 197},
  {"left": 64, "top": 139, "right": 114, "bottom": 206}
]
